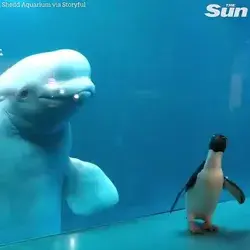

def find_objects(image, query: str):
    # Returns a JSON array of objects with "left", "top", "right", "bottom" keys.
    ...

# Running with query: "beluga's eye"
[{"left": 18, "top": 89, "right": 29, "bottom": 99}]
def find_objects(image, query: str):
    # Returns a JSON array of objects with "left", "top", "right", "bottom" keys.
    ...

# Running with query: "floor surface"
[{"left": 1, "top": 199, "right": 250, "bottom": 250}]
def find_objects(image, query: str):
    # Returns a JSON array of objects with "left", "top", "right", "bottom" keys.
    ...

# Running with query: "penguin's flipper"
[
  {"left": 223, "top": 177, "right": 245, "bottom": 204},
  {"left": 185, "top": 160, "right": 206, "bottom": 192},
  {"left": 169, "top": 161, "right": 206, "bottom": 213}
]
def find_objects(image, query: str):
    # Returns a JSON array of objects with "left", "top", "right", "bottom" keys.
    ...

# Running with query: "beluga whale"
[{"left": 0, "top": 49, "right": 119, "bottom": 243}]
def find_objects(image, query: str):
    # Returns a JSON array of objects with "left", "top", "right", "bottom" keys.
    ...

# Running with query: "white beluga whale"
[{"left": 0, "top": 49, "right": 119, "bottom": 243}]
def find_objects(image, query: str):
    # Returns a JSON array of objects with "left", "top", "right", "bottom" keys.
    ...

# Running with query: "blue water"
[{"left": 0, "top": 0, "right": 250, "bottom": 247}]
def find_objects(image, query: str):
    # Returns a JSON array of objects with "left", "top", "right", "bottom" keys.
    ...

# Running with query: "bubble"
[
  {"left": 73, "top": 94, "right": 79, "bottom": 100},
  {"left": 59, "top": 89, "right": 65, "bottom": 94}
]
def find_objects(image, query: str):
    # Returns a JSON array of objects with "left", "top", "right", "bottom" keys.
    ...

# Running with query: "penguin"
[{"left": 170, "top": 134, "right": 245, "bottom": 234}]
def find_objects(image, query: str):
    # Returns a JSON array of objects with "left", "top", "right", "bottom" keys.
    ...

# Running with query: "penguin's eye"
[{"left": 18, "top": 89, "right": 29, "bottom": 99}]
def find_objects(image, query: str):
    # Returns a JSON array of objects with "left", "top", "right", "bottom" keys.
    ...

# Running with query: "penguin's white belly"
[{"left": 185, "top": 169, "right": 224, "bottom": 217}]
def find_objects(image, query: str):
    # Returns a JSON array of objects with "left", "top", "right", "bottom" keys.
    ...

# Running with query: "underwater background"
[{"left": 0, "top": 0, "right": 250, "bottom": 245}]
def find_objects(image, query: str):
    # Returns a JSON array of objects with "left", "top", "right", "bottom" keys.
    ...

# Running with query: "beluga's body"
[{"left": 0, "top": 49, "right": 119, "bottom": 243}]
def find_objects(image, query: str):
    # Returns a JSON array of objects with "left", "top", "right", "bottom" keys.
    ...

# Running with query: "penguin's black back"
[
  {"left": 169, "top": 161, "right": 205, "bottom": 213},
  {"left": 185, "top": 161, "right": 205, "bottom": 192}
]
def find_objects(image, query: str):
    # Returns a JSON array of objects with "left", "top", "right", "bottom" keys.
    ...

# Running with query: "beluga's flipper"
[
  {"left": 64, "top": 157, "right": 119, "bottom": 215},
  {"left": 223, "top": 176, "right": 245, "bottom": 204}
]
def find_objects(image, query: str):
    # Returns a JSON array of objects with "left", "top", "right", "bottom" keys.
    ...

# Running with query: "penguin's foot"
[
  {"left": 202, "top": 222, "right": 218, "bottom": 232},
  {"left": 189, "top": 222, "right": 204, "bottom": 234}
]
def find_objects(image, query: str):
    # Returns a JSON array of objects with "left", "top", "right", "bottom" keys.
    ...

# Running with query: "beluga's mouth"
[
  {"left": 39, "top": 78, "right": 96, "bottom": 104},
  {"left": 42, "top": 89, "right": 94, "bottom": 101},
  {"left": 72, "top": 89, "right": 94, "bottom": 101}
]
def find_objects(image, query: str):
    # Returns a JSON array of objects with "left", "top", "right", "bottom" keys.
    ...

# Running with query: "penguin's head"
[{"left": 209, "top": 134, "right": 227, "bottom": 152}]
